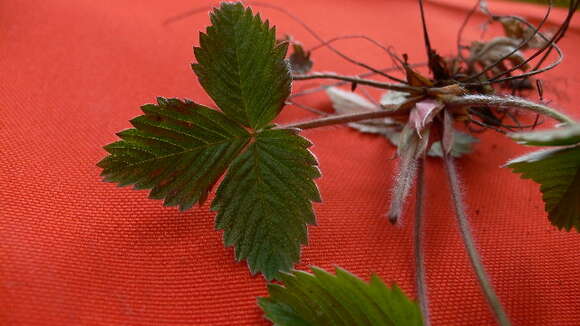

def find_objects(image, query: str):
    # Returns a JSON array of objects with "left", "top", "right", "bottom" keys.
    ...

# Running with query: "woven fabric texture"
[{"left": 1, "top": 0, "right": 579, "bottom": 325}]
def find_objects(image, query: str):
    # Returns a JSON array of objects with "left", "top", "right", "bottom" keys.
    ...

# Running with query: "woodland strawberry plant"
[{"left": 98, "top": 1, "right": 579, "bottom": 325}]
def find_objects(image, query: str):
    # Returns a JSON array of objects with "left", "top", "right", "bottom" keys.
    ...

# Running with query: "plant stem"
[
  {"left": 443, "top": 155, "right": 511, "bottom": 326},
  {"left": 276, "top": 107, "right": 398, "bottom": 130},
  {"left": 293, "top": 72, "right": 425, "bottom": 94},
  {"left": 414, "top": 159, "right": 431, "bottom": 326},
  {"left": 443, "top": 94, "right": 576, "bottom": 125},
  {"left": 289, "top": 63, "right": 427, "bottom": 99},
  {"left": 293, "top": 73, "right": 469, "bottom": 98}
]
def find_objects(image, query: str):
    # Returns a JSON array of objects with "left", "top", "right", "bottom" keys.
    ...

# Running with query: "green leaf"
[
  {"left": 508, "top": 124, "right": 580, "bottom": 146},
  {"left": 428, "top": 131, "right": 479, "bottom": 158},
  {"left": 258, "top": 267, "right": 423, "bottom": 326},
  {"left": 98, "top": 97, "right": 250, "bottom": 211},
  {"left": 192, "top": 2, "right": 292, "bottom": 130},
  {"left": 212, "top": 129, "right": 321, "bottom": 280},
  {"left": 506, "top": 146, "right": 580, "bottom": 231}
]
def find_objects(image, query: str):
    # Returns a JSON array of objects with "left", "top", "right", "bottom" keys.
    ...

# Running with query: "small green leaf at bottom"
[
  {"left": 259, "top": 267, "right": 423, "bottom": 326},
  {"left": 506, "top": 145, "right": 580, "bottom": 231}
]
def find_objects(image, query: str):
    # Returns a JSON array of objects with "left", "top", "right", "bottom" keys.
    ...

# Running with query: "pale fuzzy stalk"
[
  {"left": 444, "top": 94, "right": 576, "bottom": 125},
  {"left": 443, "top": 155, "right": 512, "bottom": 326},
  {"left": 387, "top": 144, "right": 418, "bottom": 224},
  {"left": 414, "top": 159, "right": 431, "bottom": 326}
]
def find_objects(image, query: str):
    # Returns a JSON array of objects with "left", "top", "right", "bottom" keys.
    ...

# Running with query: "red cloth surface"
[{"left": 1, "top": 0, "right": 579, "bottom": 325}]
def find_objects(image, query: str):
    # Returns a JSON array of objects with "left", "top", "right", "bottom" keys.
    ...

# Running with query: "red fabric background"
[{"left": 1, "top": 0, "right": 579, "bottom": 325}]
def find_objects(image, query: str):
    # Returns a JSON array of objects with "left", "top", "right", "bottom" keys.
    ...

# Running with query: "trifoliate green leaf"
[
  {"left": 192, "top": 2, "right": 291, "bottom": 130},
  {"left": 506, "top": 146, "right": 580, "bottom": 231},
  {"left": 212, "top": 129, "right": 321, "bottom": 280},
  {"left": 429, "top": 131, "right": 479, "bottom": 158},
  {"left": 98, "top": 97, "right": 250, "bottom": 211},
  {"left": 508, "top": 124, "right": 580, "bottom": 146},
  {"left": 258, "top": 267, "right": 423, "bottom": 326}
]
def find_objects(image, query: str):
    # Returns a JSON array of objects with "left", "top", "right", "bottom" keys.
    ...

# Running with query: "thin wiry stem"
[
  {"left": 527, "top": 0, "right": 579, "bottom": 75},
  {"left": 293, "top": 72, "right": 425, "bottom": 94},
  {"left": 286, "top": 99, "right": 329, "bottom": 116},
  {"left": 484, "top": 0, "right": 577, "bottom": 84},
  {"left": 289, "top": 63, "right": 427, "bottom": 99},
  {"left": 418, "top": 0, "right": 434, "bottom": 70},
  {"left": 306, "top": 34, "right": 406, "bottom": 84},
  {"left": 466, "top": 1, "right": 553, "bottom": 82},
  {"left": 457, "top": 0, "right": 482, "bottom": 60},
  {"left": 457, "top": 0, "right": 569, "bottom": 86},
  {"left": 276, "top": 106, "right": 398, "bottom": 130},
  {"left": 443, "top": 94, "right": 576, "bottom": 125},
  {"left": 443, "top": 155, "right": 511, "bottom": 326},
  {"left": 484, "top": 42, "right": 563, "bottom": 85},
  {"left": 414, "top": 159, "right": 430, "bottom": 326},
  {"left": 249, "top": 1, "right": 405, "bottom": 83},
  {"left": 308, "top": 34, "right": 396, "bottom": 58},
  {"left": 461, "top": 16, "right": 562, "bottom": 85},
  {"left": 163, "top": 2, "right": 405, "bottom": 83},
  {"left": 468, "top": 119, "right": 508, "bottom": 134}
]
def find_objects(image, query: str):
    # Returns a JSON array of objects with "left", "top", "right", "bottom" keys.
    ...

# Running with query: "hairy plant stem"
[
  {"left": 414, "top": 159, "right": 430, "bottom": 326},
  {"left": 443, "top": 155, "right": 511, "bottom": 326},
  {"left": 276, "top": 107, "right": 398, "bottom": 130},
  {"left": 444, "top": 94, "right": 576, "bottom": 125},
  {"left": 281, "top": 92, "right": 576, "bottom": 132}
]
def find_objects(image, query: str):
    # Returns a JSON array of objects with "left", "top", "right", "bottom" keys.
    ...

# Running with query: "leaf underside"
[
  {"left": 212, "top": 129, "right": 321, "bottom": 280},
  {"left": 98, "top": 98, "right": 250, "bottom": 211},
  {"left": 259, "top": 266, "right": 423, "bottom": 326},
  {"left": 509, "top": 124, "right": 580, "bottom": 146},
  {"left": 507, "top": 146, "right": 580, "bottom": 231},
  {"left": 192, "top": 2, "right": 291, "bottom": 130}
]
